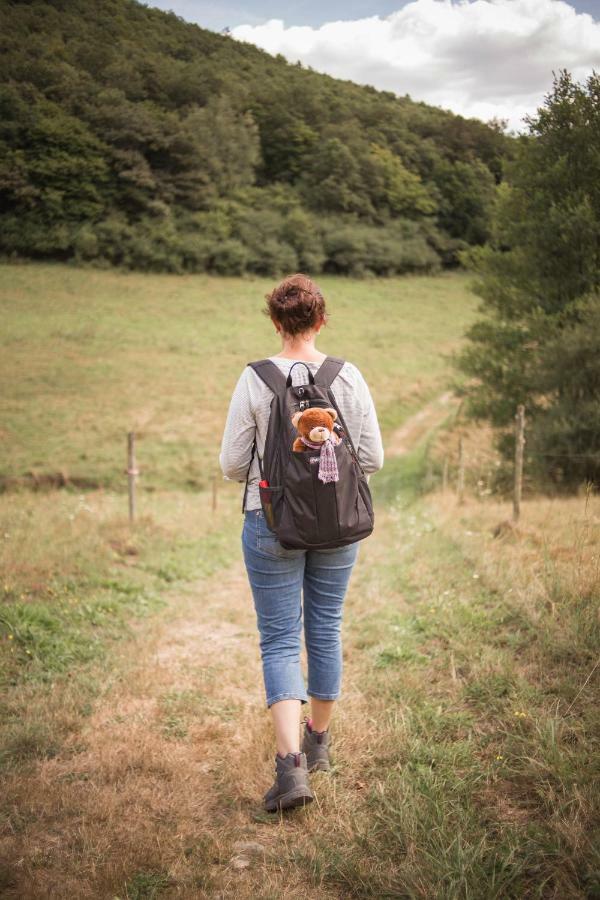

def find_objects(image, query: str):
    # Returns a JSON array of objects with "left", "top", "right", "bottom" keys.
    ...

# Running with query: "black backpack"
[{"left": 242, "top": 356, "right": 374, "bottom": 550}]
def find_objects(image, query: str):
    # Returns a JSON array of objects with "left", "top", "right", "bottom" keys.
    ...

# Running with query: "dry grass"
[
  {"left": 429, "top": 490, "right": 600, "bottom": 629},
  {"left": 3, "top": 478, "right": 598, "bottom": 897},
  {"left": 1, "top": 562, "right": 267, "bottom": 898},
  {"left": 0, "top": 517, "right": 394, "bottom": 899}
]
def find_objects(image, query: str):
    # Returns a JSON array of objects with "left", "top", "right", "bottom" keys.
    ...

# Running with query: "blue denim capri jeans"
[{"left": 242, "top": 509, "right": 360, "bottom": 709}]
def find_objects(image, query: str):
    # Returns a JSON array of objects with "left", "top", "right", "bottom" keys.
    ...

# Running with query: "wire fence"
[
  {"left": 120, "top": 410, "right": 598, "bottom": 524},
  {"left": 432, "top": 405, "right": 599, "bottom": 519}
]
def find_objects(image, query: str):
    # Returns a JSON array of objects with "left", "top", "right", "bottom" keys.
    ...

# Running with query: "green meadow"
[{"left": 1, "top": 264, "right": 477, "bottom": 490}]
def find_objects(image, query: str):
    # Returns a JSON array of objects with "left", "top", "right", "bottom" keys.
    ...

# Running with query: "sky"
[{"left": 139, "top": 0, "right": 600, "bottom": 132}]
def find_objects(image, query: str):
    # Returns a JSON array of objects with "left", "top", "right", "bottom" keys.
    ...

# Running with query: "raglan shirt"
[{"left": 219, "top": 356, "right": 385, "bottom": 512}]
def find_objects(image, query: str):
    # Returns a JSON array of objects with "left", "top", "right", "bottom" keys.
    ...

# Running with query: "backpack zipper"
[
  {"left": 334, "top": 424, "right": 365, "bottom": 474},
  {"left": 294, "top": 399, "right": 332, "bottom": 412}
]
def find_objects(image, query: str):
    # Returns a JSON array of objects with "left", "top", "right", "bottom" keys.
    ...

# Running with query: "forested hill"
[{"left": 0, "top": 0, "right": 511, "bottom": 276}]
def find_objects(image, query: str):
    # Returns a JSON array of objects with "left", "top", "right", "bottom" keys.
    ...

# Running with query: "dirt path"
[
  {"left": 386, "top": 390, "right": 459, "bottom": 457},
  {"left": 2, "top": 399, "right": 449, "bottom": 898}
]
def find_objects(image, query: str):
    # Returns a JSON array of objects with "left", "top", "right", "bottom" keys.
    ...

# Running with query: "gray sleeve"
[
  {"left": 219, "top": 368, "right": 256, "bottom": 482},
  {"left": 356, "top": 370, "right": 385, "bottom": 475}
]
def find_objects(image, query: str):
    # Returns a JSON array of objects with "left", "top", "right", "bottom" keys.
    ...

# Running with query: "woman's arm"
[
  {"left": 219, "top": 368, "right": 257, "bottom": 482},
  {"left": 356, "top": 371, "right": 385, "bottom": 475}
]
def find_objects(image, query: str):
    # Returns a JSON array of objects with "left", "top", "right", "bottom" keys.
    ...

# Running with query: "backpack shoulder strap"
[
  {"left": 247, "top": 359, "right": 288, "bottom": 396},
  {"left": 314, "top": 357, "right": 364, "bottom": 471},
  {"left": 314, "top": 356, "right": 345, "bottom": 389}
]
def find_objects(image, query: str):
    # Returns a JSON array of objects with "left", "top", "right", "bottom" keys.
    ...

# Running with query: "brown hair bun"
[{"left": 264, "top": 273, "right": 329, "bottom": 337}]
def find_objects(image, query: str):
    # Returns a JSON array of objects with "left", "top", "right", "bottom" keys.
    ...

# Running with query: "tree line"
[{"left": 0, "top": 0, "right": 510, "bottom": 276}]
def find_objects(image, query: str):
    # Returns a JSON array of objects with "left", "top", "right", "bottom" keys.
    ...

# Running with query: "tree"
[
  {"left": 432, "top": 158, "right": 496, "bottom": 245},
  {"left": 0, "top": 84, "right": 110, "bottom": 256},
  {"left": 168, "top": 95, "right": 261, "bottom": 208},
  {"left": 298, "top": 138, "right": 374, "bottom": 217},
  {"left": 362, "top": 143, "right": 437, "bottom": 220},
  {"left": 453, "top": 70, "right": 600, "bottom": 488}
]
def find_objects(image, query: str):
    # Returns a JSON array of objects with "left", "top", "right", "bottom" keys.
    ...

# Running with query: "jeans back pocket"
[{"left": 256, "top": 511, "right": 304, "bottom": 559}]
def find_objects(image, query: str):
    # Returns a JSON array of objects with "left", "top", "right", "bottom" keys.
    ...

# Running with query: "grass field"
[
  {"left": 1, "top": 263, "right": 598, "bottom": 898},
  {"left": 1, "top": 263, "right": 476, "bottom": 489}
]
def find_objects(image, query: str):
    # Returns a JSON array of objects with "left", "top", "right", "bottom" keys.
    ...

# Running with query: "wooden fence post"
[
  {"left": 127, "top": 432, "right": 139, "bottom": 524},
  {"left": 457, "top": 436, "right": 465, "bottom": 505},
  {"left": 513, "top": 404, "right": 525, "bottom": 522}
]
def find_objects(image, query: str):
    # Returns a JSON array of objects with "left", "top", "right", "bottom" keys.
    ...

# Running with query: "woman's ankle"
[
  {"left": 276, "top": 746, "right": 300, "bottom": 758},
  {"left": 305, "top": 716, "right": 329, "bottom": 734}
]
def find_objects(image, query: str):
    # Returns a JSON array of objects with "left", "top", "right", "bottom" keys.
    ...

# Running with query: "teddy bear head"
[{"left": 291, "top": 407, "right": 338, "bottom": 443}]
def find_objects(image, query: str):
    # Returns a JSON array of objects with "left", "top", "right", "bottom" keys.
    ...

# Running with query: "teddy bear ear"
[
  {"left": 324, "top": 407, "right": 338, "bottom": 421},
  {"left": 291, "top": 411, "right": 303, "bottom": 428}
]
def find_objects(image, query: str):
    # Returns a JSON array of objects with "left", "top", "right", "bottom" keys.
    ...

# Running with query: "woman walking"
[{"left": 219, "top": 273, "right": 384, "bottom": 812}]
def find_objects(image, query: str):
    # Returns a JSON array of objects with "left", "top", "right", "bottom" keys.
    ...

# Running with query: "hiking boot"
[
  {"left": 301, "top": 716, "right": 331, "bottom": 772},
  {"left": 263, "top": 751, "right": 314, "bottom": 812}
]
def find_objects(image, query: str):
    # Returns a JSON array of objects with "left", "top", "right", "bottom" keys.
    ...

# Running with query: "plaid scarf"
[{"left": 300, "top": 434, "right": 340, "bottom": 483}]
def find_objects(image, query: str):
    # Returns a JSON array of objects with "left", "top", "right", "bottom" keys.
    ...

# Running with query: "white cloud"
[{"left": 231, "top": 0, "right": 600, "bottom": 132}]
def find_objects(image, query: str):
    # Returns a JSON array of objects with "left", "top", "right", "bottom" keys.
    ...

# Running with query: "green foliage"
[
  {"left": 169, "top": 95, "right": 261, "bottom": 207},
  {"left": 454, "top": 71, "right": 600, "bottom": 488},
  {"left": 0, "top": 84, "right": 111, "bottom": 256},
  {"left": 0, "top": 0, "right": 510, "bottom": 274},
  {"left": 364, "top": 143, "right": 438, "bottom": 219},
  {"left": 432, "top": 158, "right": 496, "bottom": 246},
  {"left": 321, "top": 218, "right": 439, "bottom": 277},
  {"left": 299, "top": 137, "right": 370, "bottom": 216},
  {"left": 529, "top": 293, "right": 600, "bottom": 485}
]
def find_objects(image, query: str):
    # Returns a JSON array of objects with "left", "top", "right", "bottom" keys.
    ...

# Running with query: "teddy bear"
[
  {"left": 291, "top": 407, "right": 338, "bottom": 451},
  {"left": 290, "top": 407, "right": 342, "bottom": 483}
]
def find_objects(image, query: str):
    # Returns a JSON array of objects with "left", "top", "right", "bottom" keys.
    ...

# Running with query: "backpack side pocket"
[{"left": 258, "top": 483, "right": 282, "bottom": 532}]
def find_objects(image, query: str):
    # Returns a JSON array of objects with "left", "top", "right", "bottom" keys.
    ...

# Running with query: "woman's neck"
[
  {"left": 272, "top": 340, "right": 326, "bottom": 362},
  {"left": 272, "top": 354, "right": 326, "bottom": 362}
]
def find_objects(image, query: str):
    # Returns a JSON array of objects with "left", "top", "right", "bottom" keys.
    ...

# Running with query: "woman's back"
[{"left": 219, "top": 355, "right": 384, "bottom": 513}]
